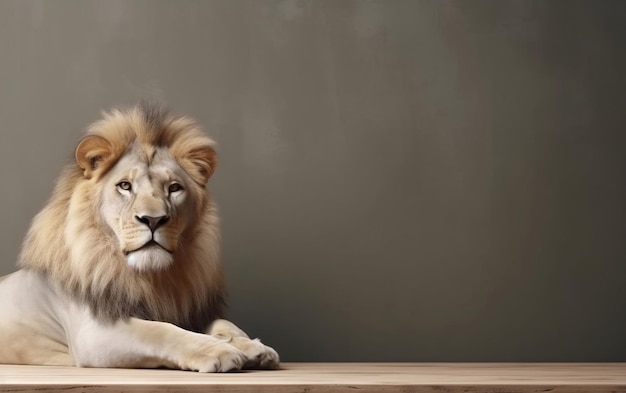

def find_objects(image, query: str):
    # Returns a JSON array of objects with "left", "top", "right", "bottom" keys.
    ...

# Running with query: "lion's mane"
[{"left": 18, "top": 103, "right": 226, "bottom": 332}]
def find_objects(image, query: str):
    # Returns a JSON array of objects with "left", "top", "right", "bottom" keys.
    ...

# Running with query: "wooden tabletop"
[{"left": 1, "top": 363, "right": 625, "bottom": 393}]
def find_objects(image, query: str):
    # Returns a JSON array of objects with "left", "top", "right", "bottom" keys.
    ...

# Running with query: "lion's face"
[
  {"left": 19, "top": 104, "right": 224, "bottom": 327},
  {"left": 98, "top": 142, "right": 198, "bottom": 271}
]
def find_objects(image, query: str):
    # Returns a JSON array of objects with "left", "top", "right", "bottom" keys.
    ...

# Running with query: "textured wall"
[{"left": 0, "top": 0, "right": 625, "bottom": 361}]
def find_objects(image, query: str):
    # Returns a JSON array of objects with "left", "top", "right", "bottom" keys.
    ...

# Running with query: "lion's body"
[
  {"left": 0, "top": 270, "right": 73, "bottom": 365},
  {"left": 0, "top": 104, "right": 278, "bottom": 372}
]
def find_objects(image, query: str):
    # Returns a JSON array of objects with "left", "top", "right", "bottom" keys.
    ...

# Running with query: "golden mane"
[{"left": 18, "top": 103, "right": 226, "bottom": 332}]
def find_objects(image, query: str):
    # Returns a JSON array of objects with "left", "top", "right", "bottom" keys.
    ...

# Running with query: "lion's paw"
[
  {"left": 231, "top": 336, "right": 280, "bottom": 370},
  {"left": 181, "top": 341, "right": 246, "bottom": 373}
]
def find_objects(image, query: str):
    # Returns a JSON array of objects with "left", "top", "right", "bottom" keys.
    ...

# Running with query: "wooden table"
[{"left": 1, "top": 363, "right": 625, "bottom": 392}]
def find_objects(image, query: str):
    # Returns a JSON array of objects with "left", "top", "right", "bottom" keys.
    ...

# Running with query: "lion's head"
[{"left": 18, "top": 103, "right": 226, "bottom": 331}]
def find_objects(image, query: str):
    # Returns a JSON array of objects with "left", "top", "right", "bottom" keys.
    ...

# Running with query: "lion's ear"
[
  {"left": 185, "top": 145, "right": 218, "bottom": 185},
  {"left": 75, "top": 135, "right": 114, "bottom": 179}
]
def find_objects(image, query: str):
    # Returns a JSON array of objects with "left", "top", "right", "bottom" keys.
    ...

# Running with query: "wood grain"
[{"left": 1, "top": 363, "right": 625, "bottom": 393}]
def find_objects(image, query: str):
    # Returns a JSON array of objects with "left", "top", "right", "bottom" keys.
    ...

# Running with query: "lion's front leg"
[
  {"left": 206, "top": 319, "right": 280, "bottom": 369},
  {"left": 70, "top": 316, "right": 246, "bottom": 372}
]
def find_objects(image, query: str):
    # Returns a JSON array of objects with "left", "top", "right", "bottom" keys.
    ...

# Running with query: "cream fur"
[{"left": 0, "top": 104, "right": 279, "bottom": 371}]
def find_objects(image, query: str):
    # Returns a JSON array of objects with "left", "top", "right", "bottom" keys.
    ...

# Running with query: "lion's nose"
[{"left": 136, "top": 215, "right": 169, "bottom": 232}]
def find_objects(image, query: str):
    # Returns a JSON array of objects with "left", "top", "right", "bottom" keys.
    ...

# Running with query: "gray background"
[{"left": 1, "top": 1, "right": 625, "bottom": 362}]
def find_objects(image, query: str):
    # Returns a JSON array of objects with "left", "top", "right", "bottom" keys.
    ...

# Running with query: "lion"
[{"left": 0, "top": 103, "right": 279, "bottom": 372}]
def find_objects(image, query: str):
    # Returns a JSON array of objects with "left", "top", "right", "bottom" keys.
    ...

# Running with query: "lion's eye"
[
  {"left": 117, "top": 181, "right": 132, "bottom": 191},
  {"left": 168, "top": 183, "right": 183, "bottom": 193}
]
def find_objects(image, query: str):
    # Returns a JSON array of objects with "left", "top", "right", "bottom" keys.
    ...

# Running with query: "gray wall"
[{"left": 1, "top": 1, "right": 625, "bottom": 361}]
